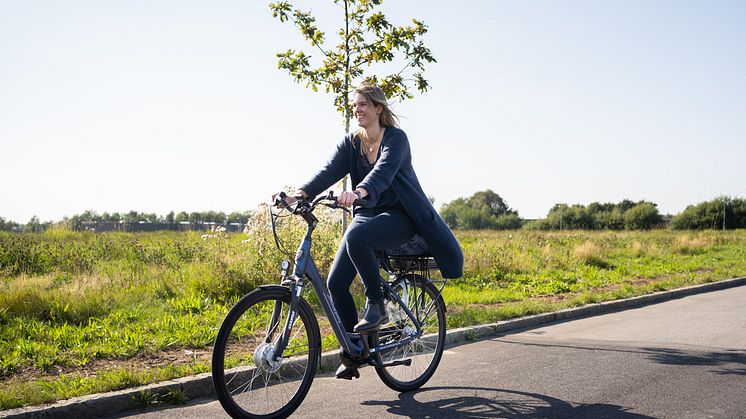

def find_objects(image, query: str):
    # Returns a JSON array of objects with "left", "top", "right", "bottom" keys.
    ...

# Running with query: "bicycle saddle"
[{"left": 385, "top": 234, "right": 430, "bottom": 257}]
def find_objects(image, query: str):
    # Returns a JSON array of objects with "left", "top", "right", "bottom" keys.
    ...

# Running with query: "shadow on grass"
[{"left": 363, "top": 386, "right": 652, "bottom": 418}]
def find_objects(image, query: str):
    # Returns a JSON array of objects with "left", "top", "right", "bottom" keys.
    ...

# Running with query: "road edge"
[{"left": 3, "top": 276, "right": 745, "bottom": 419}]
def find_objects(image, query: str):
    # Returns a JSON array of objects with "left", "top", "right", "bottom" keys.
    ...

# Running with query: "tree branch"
[
  {"left": 284, "top": 13, "right": 333, "bottom": 60},
  {"left": 395, "top": 59, "right": 414, "bottom": 77}
]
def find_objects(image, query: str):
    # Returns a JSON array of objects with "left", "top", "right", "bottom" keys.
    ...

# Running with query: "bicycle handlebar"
[{"left": 274, "top": 191, "right": 366, "bottom": 212}]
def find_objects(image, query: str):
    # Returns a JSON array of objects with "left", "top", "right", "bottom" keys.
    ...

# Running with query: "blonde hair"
[{"left": 354, "top": 83, "right": 399, "bottom": 143}]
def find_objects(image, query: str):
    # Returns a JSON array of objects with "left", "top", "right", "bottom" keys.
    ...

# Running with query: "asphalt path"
[{"left": 112, "top": 285, "right": 746, "bottom": 419}]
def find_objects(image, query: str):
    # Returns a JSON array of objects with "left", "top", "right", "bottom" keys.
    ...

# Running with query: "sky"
[{"left": 1, "top": 0, "right": 745, "bottom": 223}]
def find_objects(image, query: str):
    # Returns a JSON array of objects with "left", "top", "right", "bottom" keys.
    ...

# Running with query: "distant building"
[{"left": 80, "top": 221, "right": 246, "bottom": 233}]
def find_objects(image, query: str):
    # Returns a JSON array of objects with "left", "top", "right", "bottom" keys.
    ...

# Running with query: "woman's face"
[{"left": 354, "top": 93, "right": 381, "bottom": 129}]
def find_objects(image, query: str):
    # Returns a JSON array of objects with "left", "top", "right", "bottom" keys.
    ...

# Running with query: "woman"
[{"left": 280, "top": 83, "right": 463, "bottom": 378}]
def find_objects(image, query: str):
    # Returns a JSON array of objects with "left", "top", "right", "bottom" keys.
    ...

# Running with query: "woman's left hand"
[
  {"left": 338, "top": 191, "right": 358, "bottom": 207},
  {"left": 338, "top": 189, "right": 368, "bottom": 207}
]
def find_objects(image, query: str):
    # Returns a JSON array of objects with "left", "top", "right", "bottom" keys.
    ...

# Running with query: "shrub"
[
  {"left": 671, "top": 197, "right": 746, "bottom": 230},
  {"left": 494, "top": 214, "right": 523, "bottom": 230},
  {"left": 527, "top": 199, "right": 665, "bottom": 231},
  {"left": 540, "top": 204, "right": 593, "bottom": 230},
  {"left": 594, "top": 209, "right": 625, "bottom": 230},
  {"left": 440, "top": 191, "right": 522, "bottom": 230},
  {"left": 522, "top": 219, "right": 552, "bottom": 230},
  {"left": 624, "top": 203, "right": 663, "bottom": 230}
]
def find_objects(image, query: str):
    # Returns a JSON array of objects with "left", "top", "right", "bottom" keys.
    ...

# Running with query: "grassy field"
[{"left": 1, "top": 217, "right": 745, "bottom": 409}]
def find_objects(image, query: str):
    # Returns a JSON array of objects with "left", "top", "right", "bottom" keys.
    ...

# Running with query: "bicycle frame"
[{"left": 271, "top": 203, "right": 424, "bottom": 359}]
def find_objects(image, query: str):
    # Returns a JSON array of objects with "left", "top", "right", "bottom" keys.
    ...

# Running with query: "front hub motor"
[{"left": 254, "top": 343, "right": 282, "bottom": 373}]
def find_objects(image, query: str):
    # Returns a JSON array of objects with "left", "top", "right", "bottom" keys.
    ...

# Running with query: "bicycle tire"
[
  {"left": 212, "top": 286, "right": 321, "bottom": 419},
  {"left": 373, "top": 275, "right": 446, "bottom": 392}
]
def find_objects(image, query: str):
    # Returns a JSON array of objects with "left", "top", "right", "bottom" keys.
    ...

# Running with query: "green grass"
[
  {"left": 131, "top": 387, "right": 188, "bottom": 408},
  {"left": 1, "top": 225, "right": 745, "bottom": 410},
  {"left": 0, "top": 363, "right": 208, "bottom": 409}
]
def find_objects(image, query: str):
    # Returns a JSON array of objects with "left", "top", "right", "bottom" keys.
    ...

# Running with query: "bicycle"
[{"left": 211, "top": 191, "right": 448, "bottom": 419}]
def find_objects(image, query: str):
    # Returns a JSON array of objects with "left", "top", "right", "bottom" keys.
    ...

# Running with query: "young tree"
[
  {"left": 269, "top": 0, "right": 436, "bottom": 228},
  {"left": 79, "top": 210, "right": 99, "bottom": 221},
  {"left": 25, "top": 215, "right": 48, "bottom": 233},
  {"left": 468, "top": 190, "right": 516, "bottom": 218},
  {"left": 189, "top": 212, "right": 202, "bottom": 225},
  {"left": 228, "top": 211, "right": 253, "bottom": 224},
  {"left": 123, "top": 211, "right": 140, "bottom": 223},
  {"left": 175, "top": 211, "right": 189, "bottom": 223},
  {"left": 0, "top": 216, "right": 20, "bottom": 232}
]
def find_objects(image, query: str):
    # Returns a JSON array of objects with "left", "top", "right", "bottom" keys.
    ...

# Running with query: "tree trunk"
[{"left": 341, "top": 0, "right": 351, "bottom": 233}]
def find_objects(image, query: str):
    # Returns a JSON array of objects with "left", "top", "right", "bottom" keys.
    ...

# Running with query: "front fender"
[{"left": 258, "top": 284, "right": 292, "bottom": 293}]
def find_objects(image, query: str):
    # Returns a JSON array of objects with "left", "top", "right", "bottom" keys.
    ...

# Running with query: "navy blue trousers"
[{"left": 327, "top": 209, "right": 417, "bottom": 332}]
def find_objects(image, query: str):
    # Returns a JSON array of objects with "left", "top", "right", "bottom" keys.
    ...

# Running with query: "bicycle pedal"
[{"left": 370, "top": 358, "right": 412, "bottom": 368}]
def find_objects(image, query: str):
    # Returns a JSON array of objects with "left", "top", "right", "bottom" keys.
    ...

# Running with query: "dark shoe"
[
  {"left": 335, "top": 363, "right": 360, "bottom": 380},
  {"left": 353, "top": 299, "right": 389, "bottom": 333},
  {"left": 335, "top": 350, "right": 364, "bottom": 380}
]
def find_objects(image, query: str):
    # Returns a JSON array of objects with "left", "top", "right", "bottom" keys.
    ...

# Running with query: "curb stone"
[{"left": 3, "top": 276, "right": 745, "bottom": 419}]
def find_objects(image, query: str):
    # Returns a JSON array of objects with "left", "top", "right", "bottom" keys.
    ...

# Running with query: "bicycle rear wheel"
[
  {"left": 212, "top": 286, "right": 321, "bottom": 419},
  {"left": 373, "top": 275, "right": 446, "bottom": 392}
]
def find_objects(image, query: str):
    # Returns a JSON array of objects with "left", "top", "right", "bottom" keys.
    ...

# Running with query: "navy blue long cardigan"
[{"left": 299, "top": 127, "right": 464, "bottom": 279}]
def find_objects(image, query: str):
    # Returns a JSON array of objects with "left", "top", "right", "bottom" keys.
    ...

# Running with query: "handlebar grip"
[{"left": 274, "top": 191, "right": 291, "bottom": 207}]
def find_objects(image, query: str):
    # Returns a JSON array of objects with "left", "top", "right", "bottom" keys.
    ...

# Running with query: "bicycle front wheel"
[
  {"left": 212, "top": 286, "right": 321, "bottom": 419},
  {"left": 374, "top": 275, "right": 446, "bottom": 392}
]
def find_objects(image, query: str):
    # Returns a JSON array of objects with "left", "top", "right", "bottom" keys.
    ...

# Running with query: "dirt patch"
[{"left": 1, "top": 347, "right": 213, "bottom": 386}]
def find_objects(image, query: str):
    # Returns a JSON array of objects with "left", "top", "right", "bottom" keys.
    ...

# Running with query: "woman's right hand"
[
  {"left": 271, "top": 194, "right": 292, "bottom": 207},
  {"left": 271, "top": 190, "right": 306, "bottom": 207},
  {"left": 271, "top": 193, "right": 294, "bottom": 207}
]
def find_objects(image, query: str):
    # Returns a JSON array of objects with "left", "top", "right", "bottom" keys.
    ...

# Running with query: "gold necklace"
[{"left": 363, "top": 128, "right": 383, "bottom": 152}]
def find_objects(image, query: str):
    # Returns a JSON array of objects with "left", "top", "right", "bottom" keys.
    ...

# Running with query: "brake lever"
[
  {"left": 322, "top": 202, "right": 351, "bottom": 213},
  {"left": 274, "top": 192, "right": 312, "bottom": 214}
]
